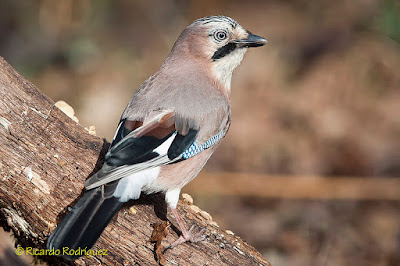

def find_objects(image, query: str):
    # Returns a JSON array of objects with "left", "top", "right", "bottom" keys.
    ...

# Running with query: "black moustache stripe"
[{"left": 211, "top": 42, "right": 238, "bottom": 61}]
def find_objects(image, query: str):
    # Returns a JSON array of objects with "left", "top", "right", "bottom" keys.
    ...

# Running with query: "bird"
[{"left": 47, "top": 15, "right": 267, "bottom": 260}]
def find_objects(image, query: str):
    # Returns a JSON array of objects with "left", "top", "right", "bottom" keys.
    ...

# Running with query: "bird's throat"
[{"left": 211, "top": 47, "right": 247, "bottom": 93}]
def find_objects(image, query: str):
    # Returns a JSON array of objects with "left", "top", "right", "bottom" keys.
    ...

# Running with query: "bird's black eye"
[{"left": 213, "top": 30, "right": 228, "bottom": 42}]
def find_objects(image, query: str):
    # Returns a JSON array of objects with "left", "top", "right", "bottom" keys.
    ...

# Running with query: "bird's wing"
[{"left": 85, "top": 110, "right": 199, "bottom": 190}]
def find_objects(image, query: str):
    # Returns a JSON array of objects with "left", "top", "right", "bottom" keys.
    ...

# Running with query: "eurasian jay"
[{"left": 47, "top": 15, "right": 267, "bottom": 259}]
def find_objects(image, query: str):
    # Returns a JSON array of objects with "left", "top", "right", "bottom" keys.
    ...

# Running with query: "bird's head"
[{"left": 169, "top": 16, "right": 267, "bottom": 91}]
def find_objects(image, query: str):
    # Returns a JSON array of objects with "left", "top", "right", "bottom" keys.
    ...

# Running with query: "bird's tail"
[{"left": 47, "top": 184, "right": 122, "bottom": 260}]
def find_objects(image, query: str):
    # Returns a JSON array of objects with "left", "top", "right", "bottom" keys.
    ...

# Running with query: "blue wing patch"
[{"left": 182, "top": 130, "right": 225, "bottom": 159}]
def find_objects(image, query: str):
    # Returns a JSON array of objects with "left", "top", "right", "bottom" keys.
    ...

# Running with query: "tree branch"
[{"left": 0, "top": 57, "right": 270, "bottom": 265}]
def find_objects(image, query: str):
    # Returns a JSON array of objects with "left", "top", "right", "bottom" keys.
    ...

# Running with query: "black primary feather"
[
  {"left": 106, "top": 133, "right": 174, "bottom": 167},
  {"left": 46, "top": 184, "right": 122, "bottom": 260},
  {"left": 110, "top": 119, "right": 130, "bottom": 148},
  {"left": 168, "top": 129, "right": 198, "bottom": 160}
]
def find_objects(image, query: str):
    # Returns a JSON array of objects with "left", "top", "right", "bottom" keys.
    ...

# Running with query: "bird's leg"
[{"left": 165, "top": 208, "right": 205, "bottom": 250}]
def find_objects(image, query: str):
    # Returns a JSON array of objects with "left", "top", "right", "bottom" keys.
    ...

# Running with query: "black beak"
[{"left": 234, "top": 32, "right": 268, "bottom": 48}]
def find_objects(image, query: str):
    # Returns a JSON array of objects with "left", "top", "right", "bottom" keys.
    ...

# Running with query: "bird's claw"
[
  {"left": 164, "top": 225, "right": 206, "bottom": 251},
  {"left": 185, "top": 225, "right": 206, "bottom": 243}
]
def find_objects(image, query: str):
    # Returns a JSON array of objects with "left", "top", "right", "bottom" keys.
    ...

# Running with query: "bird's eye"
[{"left": 213, "top": 30, "right": 228, "bottom": 42}]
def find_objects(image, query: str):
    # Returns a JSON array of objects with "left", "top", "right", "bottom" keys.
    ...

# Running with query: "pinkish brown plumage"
[{"left": 47, "top": 16, "right": 267, "bottom": 259}]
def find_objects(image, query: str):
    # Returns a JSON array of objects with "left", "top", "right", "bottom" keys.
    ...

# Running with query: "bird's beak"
[{"left": 234, "top": 32, "right": 268, "bottom": 48}]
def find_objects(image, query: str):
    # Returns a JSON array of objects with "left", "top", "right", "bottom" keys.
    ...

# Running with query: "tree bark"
[{"left": 0, "top": 57, "right": 270, "bottom": 266}]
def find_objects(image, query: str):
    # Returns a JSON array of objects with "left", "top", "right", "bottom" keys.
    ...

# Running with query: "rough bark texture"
[{"left": 0, "top": 57, "right": 270, "bottom": 266}]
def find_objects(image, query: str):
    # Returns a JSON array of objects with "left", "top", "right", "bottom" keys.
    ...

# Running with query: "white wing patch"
[
  {"left": 154, "top": 132, "right": 177, "bottom": 155},
  {"left": 112, "top": 121, "right": 123, "bottom": 142},
  {"left": 112, "top": 134, "right": 178, "bottom": 201}
]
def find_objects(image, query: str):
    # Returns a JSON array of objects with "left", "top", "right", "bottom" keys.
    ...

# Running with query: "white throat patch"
[{"left": 211, "top": 47, "right": 247, "bottom": 92}]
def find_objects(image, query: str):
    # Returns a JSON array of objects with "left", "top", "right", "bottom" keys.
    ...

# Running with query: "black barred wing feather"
[{"left": 85, "top": 111, "right": 198, "bottom": 189}]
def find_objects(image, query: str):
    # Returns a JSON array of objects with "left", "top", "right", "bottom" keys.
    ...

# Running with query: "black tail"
[{"left": 47, "top": 184, "right": 123, "bottom": 260}]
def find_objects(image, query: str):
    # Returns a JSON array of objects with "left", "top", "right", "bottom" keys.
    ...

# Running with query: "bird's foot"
[{"left": 165, "top": 225, "right": 206, "bottom": 251}]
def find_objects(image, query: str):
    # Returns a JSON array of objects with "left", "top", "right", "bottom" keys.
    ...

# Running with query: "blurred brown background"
[{"left": 1, "top": 0, "right": 400, "bottom": 265}]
